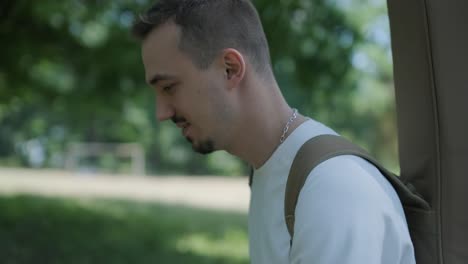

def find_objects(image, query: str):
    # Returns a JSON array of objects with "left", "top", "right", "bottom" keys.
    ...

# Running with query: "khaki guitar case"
[{"left": 387, "top": 0, "right": 468, "bottom": 262}]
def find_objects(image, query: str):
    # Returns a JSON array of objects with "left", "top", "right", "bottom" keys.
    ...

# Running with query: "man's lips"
[
  {"left": 176, "top": 122, "right": 191, "bottom": 137},
  {"left": 183, "top": 125, "right": 190, "bottom": 137}
]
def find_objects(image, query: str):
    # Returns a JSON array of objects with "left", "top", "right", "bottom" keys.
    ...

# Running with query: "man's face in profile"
[{"left": 141, "top": 22, "right": 232, "bottom": 154}]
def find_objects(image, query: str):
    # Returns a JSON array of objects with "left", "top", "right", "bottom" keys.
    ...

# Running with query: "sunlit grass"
[
  {"left": 0, "top": 195, "right": 248, "bottom": 264},
  {"left": 176, "top": 228, "right": 248, "bottom": 261}
]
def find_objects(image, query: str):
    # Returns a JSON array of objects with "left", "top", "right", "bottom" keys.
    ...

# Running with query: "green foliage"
[
  {"left": 0, "top": 0, "right": 398, "bottom": 174},
  {"left": 0, "top": 195, "right": 248, "bottom": 264}
]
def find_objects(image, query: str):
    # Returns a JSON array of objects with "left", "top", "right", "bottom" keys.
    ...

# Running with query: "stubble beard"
[
  {"left": 172, "top": 115, "right": 215, "bottom": 154},
  {"left": 187, "top": 137, "right": 215, "bottom": 154}
]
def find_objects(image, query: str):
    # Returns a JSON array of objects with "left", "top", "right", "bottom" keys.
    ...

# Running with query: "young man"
[{"left": 132, "top": 0, "right": 415, "bottom": 263}]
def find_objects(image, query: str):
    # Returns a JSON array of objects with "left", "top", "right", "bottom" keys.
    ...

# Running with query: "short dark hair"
[{"left": 132, "top": 0, "right": 272, "bottom": 75}]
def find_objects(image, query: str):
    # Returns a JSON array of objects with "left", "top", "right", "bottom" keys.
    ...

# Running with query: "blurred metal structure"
[{"left": 65, "top": 142, "right": 145, "bottom": 176}]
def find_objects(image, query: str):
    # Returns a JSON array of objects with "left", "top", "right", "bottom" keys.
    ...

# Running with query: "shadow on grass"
[{"left": 0, "top": 195, "right": 248, "bottom": 264}]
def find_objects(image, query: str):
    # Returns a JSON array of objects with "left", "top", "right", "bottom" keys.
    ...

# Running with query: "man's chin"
[{"left": 190, "top": 139, "right": 215, "bottom": 154}]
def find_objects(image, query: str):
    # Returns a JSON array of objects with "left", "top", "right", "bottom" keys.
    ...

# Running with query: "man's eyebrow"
[{"left": 147, "top": 74, "right": 176, "bottom": 86}]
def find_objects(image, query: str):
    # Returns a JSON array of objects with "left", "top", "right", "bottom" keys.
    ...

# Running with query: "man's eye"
[{"left": 162, "top": 85, "right": 173, "bottom": 92}]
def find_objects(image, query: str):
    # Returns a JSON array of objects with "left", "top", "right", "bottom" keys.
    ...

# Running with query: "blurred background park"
[{"left": 0, "top": 0, "right": 399, "bottom": 263}]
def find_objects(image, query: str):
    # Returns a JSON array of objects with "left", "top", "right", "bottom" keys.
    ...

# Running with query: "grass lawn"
[{"left": 0, "top": 195, "right": 249, "bottom": 264}]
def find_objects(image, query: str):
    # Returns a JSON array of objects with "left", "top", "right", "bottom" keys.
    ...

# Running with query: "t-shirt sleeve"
[{"left": 289, "top": 156, "right": 415, "bottom": 264}]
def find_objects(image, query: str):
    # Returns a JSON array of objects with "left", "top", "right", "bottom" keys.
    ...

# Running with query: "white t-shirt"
[{"left": 248, "top": 119, "right": 415, "bottom": 264}]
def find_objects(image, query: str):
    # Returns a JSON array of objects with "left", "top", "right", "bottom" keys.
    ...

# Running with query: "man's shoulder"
[
  {"left": 291, "top": 155, "right": 415, "bottom": 264},
  {"left": 298, "top": 154, "right": 403, "bottom": 213}
]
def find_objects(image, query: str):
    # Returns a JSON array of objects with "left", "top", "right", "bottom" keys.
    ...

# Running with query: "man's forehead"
[
  {"left": 142, "top": 22, "right": 181, "bottom": 53},
  {"left": 142, "top": 22, "right": 182, "bottom": 84}
]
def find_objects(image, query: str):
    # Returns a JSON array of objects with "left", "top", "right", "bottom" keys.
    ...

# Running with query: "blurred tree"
[
  {"left": 337, "top": 0, "right": 400, "bottom": 172},
  {"left": 0, "top": 0, "right": 395, "bottom": 175}
]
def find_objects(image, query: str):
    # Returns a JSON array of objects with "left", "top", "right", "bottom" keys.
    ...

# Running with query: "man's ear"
[{"left": 222, "top": 48, "right": 245, "bottom": 88}]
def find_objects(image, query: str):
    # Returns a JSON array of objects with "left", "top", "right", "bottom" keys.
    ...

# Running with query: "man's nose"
[{"left": 155, "top": 96, "right": 174, "bottom": 121}]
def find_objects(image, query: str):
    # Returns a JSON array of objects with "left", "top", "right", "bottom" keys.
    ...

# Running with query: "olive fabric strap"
[{"left": 284, "top": 134, "right": 429, "bottom": 241}]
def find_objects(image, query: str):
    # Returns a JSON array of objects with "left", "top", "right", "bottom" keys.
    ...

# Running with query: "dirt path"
[{"left": 0, "top": 167, "right": 250, "bottom": 213}]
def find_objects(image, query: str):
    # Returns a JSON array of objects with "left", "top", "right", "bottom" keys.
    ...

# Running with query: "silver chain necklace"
[{"left": 280, "top": 108, "right": 298, "bottom": 144}]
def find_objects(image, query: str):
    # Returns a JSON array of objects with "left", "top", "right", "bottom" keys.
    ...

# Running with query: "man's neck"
[
  {"left": 226, "top": 103, "right": 308, "bottom": 169},
  {"left": 250, "top": 114, "right": 308, "bottom": 169}
]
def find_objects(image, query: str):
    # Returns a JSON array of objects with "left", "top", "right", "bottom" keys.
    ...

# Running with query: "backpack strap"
[{"left": 284, "top": 134, "right": 430, "bottom": 241}]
